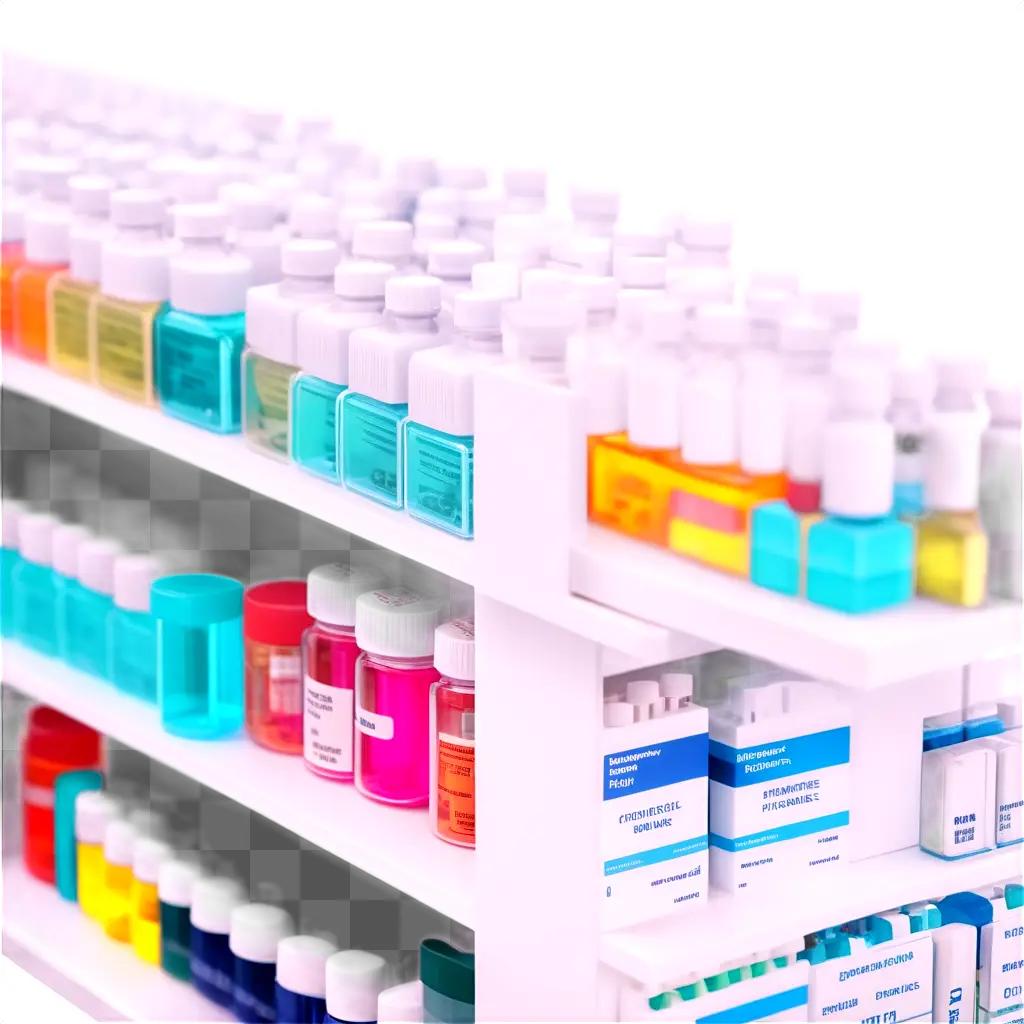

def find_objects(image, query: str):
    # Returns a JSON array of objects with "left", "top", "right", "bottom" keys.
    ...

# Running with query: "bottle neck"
[
  {"left": 333, "top": 295, "right": 384, "bottom": 313},
  {"left": 282, "top": 274, "right": 333, "bottom": 295},
  {"left": 117, "top": 224, "right": 163, "bottom": 241},
  {"left": 460, "top": 329, "right": 502, "bottom": 352},
  {"left": 390, "top": 313, "right": 439, "bottom": 333},
  {"left": 315, "top": 620, "right": 355, "bottom": 638},
  {"left": 365, "top": 652, "right": 435, "bottom": 670}
]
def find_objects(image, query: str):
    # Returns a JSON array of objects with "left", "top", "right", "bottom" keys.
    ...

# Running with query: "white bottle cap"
[
  {"left": 891, "top": 362, "right": 934, "bottom": 407},
  {"left": 745, "top": 286, "right": 794, "bottom": 324},
  {"left": 2, "top": 201, "right": 26, "bottom": 243},
  {"left": 738, "top": 683, "right": 785, "bottom": 722},
  {"left": 132, "top": 837, "right": 172, "bottom": 883},
  {"left": 394, "top": 156, "right": 437, "bottom": 194},
  {"left": 925, "top": 409, "right": 985, "bottom": 512},
  {"left": 463, "top": 188, "right": 505, "bottom": 226},
  {"left": 436, "top": 164, "right": 487, "bottom": 191},
  {"left": 613, "top": 225, "right": 669, "bottom": 259},
  {"left": 575, "top": 275, "right": 619, "bottom": 317},
  {"left": 101, "top": 189, "right": 172, "bottom": 302},
  {"left": 325, "top": 950, "right": 389, "bottom": 1024},
  {"left": 109, "top": 187, "right": 165, "bottom": 229},
  {"left": 229, "top": 903, "right": 294, "bottom": 963},
  {"left": 416, "top": 186, "right": 462, "bottom": 219},
  {"left": 627, "top": 679, "right": 661, "bottom": 705},
  {"left": 173, "top": 201, "right": 229, "bottom": 243},
  {"left": 277, "top": 935, "right": 338, "bottom": 997},
  {"left": 749, "top": 270, "right": 799, "bottom": 294},
  {"left": 694, "top": 303, "right": 749, "bottom": 350},
  {"left": 504, "top": 300, "right": 576, "bottom": 371},
  {"left": 191, "top": 877, "right": 246, "bottom": 934},
  {"left": 334, "top": 259, "right": 393, "bottom": 300},
  {"left": 934, "top": 356, "right": 987, "bottom": 411},
  {"left": 77, "top": 537, "right": 123, "bottom": 594},
  {"left": 52, "top": 523, "right": 91, "bottom": 576},
  {"left": 2, "top": 500, "right": 26, "bottom": 549},
  {"left": 69, "top": 174, "right": 113, "bottom": 218},
  {"left": 504, "top": 168, "right": 547, "bottom": 200},
  {"left": 113, "top": 553, "right": 165, "bottom": 612},
  {"left": 604, "top": 702, "right": 635, "bottom": 728},
  {"left": 385, "top": 273, "right": 442, "bottom": 317},
  {"left": 35, "top": 155, "right": 79, "bottom": 202},
  {"left": 228, "top": 185, "right": 277, "bottom": 230},
  {"left": 435, "top": 617, "right": 475, "bottom": 681},
  {"left": 103, "top": 818, "right": 137, "bottom": 867},
  {"left": 413, "top": 212, "right": 458, "bottom": 248},
  {"left": 805, "top": 286, "right": 860, "bottom": 331},
  {"left": 158, "top": 857, "right": 202, "bottom": 907},
  {"left": 570, "top": 186, "right": 620, "bottom": 227},
  {"left": 24, "top": 203, "right": 71, "bottom": 263},
  {"left": 307, "top": 562, "right": 389, "bottom": 627},
  {"left": 616, "top": 254, "right": 667, "bottom": 290},
  {"left": 75, "top": 790, "right": 118, "bottom": 844},
  {"left": 336, "top": 178, "right": 398, "bottom": 213},
  {"left": 289, "top": 193, "right": 338, "bottom": 239},
  {"left": 987, "top": 384, "right": 1022, "bottom": 426},
  {"left": 548, "top": 235, "right": 613, "bottom": 276},
  {"left": 377, "top": 980, "right": 424, "bottom": 1023},
  {"left": 683, "top": 358, "right": 739, "bottom": 465},
  {"left": 779, "top": 311, "right": 833, "bottom": 362},
  {"left": 660, "top": 672, "right": 694, "bottom": 702},
  {"left": 998, "top": 698, "right": 1022, "bottom": 729},
  {"left": 354, "top": 588, "right": 445, "bottom": 659},
  {"left": 519, "top": 267, "right": 576, "bottom": 307},
  {"left": 453, "top": 291, "right": 503, "bottom": 340},
  {"left": 170, "top": 249, "right": 252, "bottom": 315},
  {"left": 427, "top": 239, "right": 487, "bottom": 281},
  {"left": 169, "top": 159, "right": 226, "bottom": 203},
  {"left": 352, "top": 220, "right": 413, "bottom": 265},
  {"left": 678, "top": 216, "right": 733, "bottom": 251},
  {"left": 471, "top": 260, "right": 520, "bottom": 300},
  {"left": 666, "top": 266, "right": 736, "bottom": 310},
  {"left": 281, "top": 237, "right": 339, "bottom": 279},
  {"left": 642, "top": 297, "right": 687, "bottom": 348},
  {"left": 18, "top": 512, "right": 58, "bottom": 566}
]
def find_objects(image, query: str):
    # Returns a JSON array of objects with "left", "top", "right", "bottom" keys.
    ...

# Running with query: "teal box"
[
  {"left": 66, "top": 585, "right": 113, "bottom": 677},
  {"left": 12, "top": 560, "right": 58, "bottom": 655},
  {"left": 110, "top": 606, "right": 158, "bottom": 701},
  {"left": 750, "top": 501, "right": 802, "bottom": 596},
  {"left": 290, "top": 373, "right": 345, "bottom": 481},
  {"left": 340, "top": 391, "right": 407, "bottom": 509},
  {"left": 806, "top": 516, "right": 915, "bottom": 613},
  {"left": 54, "top": 770, "right": 104, "bottom": 902},
  {"left": 405, "top": 421, "right": 475, "bottom": 538}
]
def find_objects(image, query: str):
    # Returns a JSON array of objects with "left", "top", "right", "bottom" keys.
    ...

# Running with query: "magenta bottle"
[
  {"left": 302, "top": 563, "right": 388, "bottom": 782},
  {"left": 354, "top": 588, "right": 445, "bottom": 806}
]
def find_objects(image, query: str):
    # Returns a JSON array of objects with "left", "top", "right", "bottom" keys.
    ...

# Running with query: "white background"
[{"left": 2, "top": 1, "right": 1023, "bottom": 1019}]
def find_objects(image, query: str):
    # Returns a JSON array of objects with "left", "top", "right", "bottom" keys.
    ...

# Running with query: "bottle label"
[
  {"left": 95, "top": 300, "right": 151, "bottom": 399},
  {"left": 356, "top": 705, "right": 394, "bottom": 741},
  {"left": 304, "top": 676, "right": 354, "bottom": 772},
  {"left": 436, "top": 733, "right": 476, "bottom": 842},
  {"left": 51, "top": 280, "right": 93, "bottom": 368},
  {"left": 268, "top": 654, "right": 302, "bottom": 715},
  {"left": 22, "top": 782, "right": 54, "bottom": 808}
]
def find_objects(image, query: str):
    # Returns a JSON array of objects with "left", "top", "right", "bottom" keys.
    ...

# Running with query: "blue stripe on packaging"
[
  {"left": 709, "top": 727, "right": 850, "bottom": 787},
  {"left": 695, "top": 984, "right": 809, "bottom": 1023},
  {"left": 604, "top": 835, "right": 708, "bottom": 876},
  {"left": 604, "top": 732, "right": 709, "bottom": 801},
  {"left": 923, "top": 724, "right": 966, "bottom": 750},
  {"left": 709, "top": 811, "right": 849, "bottom": 852}
]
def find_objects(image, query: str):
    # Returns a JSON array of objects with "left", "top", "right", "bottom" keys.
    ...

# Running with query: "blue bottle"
[
  {"left": 229, "top": 904, "right": 294, "bottom": 1023},
  {"left": 341, "top": 275, "right": 443, "bottom": 508},
  {"left": 190, "top": 877, "right": 245, "bottom": 1009},
  {"left": 805, "top": 365, "right": 914, "bottom": 613},
  {"left": 65, "top": 536, "right": 122, "bottom": 677},
  {"left": 53, "top": 769, "right": 103, "bottom": 902},
  {"left": 11, "top": 512, "right": 60, "bottom": 655},
  {"left": 291, "top": 259, "right": 390, "bottom": 481},
  {"left": 1, "top": 500, "right": 26, "bottom": 637},
  {"left": 324, "top": 950, "right": 389, "bottom": 1024},
  {"left": 159, "top": 857, "right": 201, "bottom": 982},
  {"left": 275, "top": 935, "right": 337, "bottom": 1024},
  {"left": 420, "top": 940, "right": 475, "bottom": 1024},
  {"left": 405, "top": 292, "right": 503, "bottom": 538},
  {"left": 109, "top": 553, "right": 164, "bottom": 701},
  {"left": 51, "top": 522, "right": 91, "bottom": 659},
  {"left": 154, "top": 227, "right": 251, "bottom": 432},
  {"left": 152, "top": 573, "right": 244, "bottom": 739}
]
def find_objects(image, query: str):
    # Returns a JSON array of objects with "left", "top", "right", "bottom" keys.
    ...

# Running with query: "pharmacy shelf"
[
  {"left": 601, "top": 843, "right": 1024, "bottom": 991},
  {"left": 3, "top": 859, "right": 233, "bottom": 1022},
  {"left": 1, "top": 358, "right": 477, "bottom": 586},
  {"left": 2, "top": 643, "right": 475, "bottom": 927},
  {"left": 572, "top": 525, "right": 1022, "bottom": 689}
]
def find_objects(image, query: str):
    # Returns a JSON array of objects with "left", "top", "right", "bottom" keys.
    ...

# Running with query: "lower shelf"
[
  {"left": 2, "top": 859, "right": 233, "bottom": 1021},
  {"left": 601, "top": 843, "right": 1024, "bottom": 991}
]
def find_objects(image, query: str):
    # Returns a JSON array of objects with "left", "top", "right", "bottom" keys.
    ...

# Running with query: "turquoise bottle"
[
  {"left": 405, "top": 292, "right": 504, "bottom": 538},
  {"left": 109, "top": 553, "right": 164, "bottom": 701},
  {"left": 65, "top": 537, "right": 123, "bottom": 677},
  {"left": 154, "top": 204, "right": 253, "bottom": 433},
  {"left": 11, "top": 512, "right": 59, "bottom": 655},
  {"left": 341, "top": 275, "right": 443, "bottom": 508},
  {"left": 51, "top": 522, "right": 92, "bottom": 659},
  {"left": 290, "top": 259, "right": 391, "bottom": 480},
  {"left": 152, "top": 574, "right": 244, "bottom": 740},
  {"left": 1, "top": 500, "right": 26, "bottom": 637}
]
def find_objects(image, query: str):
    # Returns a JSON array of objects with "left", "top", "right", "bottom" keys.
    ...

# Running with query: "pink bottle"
[
  {"left": 354, "top": 588, "right": 445, "bottom": 807},
  {"left": 302, "top": 562, "right": 388, "bottom": 782}
]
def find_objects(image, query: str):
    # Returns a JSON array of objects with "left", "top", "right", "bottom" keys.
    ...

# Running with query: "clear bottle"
[
  {"left": 75, "top": 790, "right": 118, "bottom": 922},
  {"left": 66, "top": 536, "right": 122, "bottom": 677},
  {"left": 430, "top": 618, "right": 476, "bottom": 848},
  {"left": 324, "top": 950, "right": 389, "bottom": 1024},
  {"left": 152, "top": 573, "right": 244, "bottom": 739},
  {"left": 46, "top": 174, "right": 113, "bottom": 379},
  {"left": 354, "top": 588, "right": 444, "bottom": 806},
  {"left": 243, "top": 238, "right": 338, "bottom": 459},
  {"left": 94, "top": 188, "right": 173, "bottom": 404},
  {"left": 341, "top": 275, "right": 443, "bottom": 509},
  {"left": 244, "top": 579, "right": 314, "bottom": 754},
  {"left": 291, "top": 259, "right": 391, "bottom": 481},
  {"left": 154, "top": 205, "right": 251, "bottom": 433},
  {"left": 980, "top": 384, "right": 1022, "bottom": 600},
  {"left": 889, "top": 363, "right": 933, "bottom": 517},
  {"left": 0, "top": 500, "right": 26, "bottom": 637},
  {"left": 11, "top": 511, "right": 60, "bottom": 655},
  {"left": 302, "top": 563, "right": 388, "bottom": 782},
  {"left": 406, "top": 292, "right": 505, "bottom": 538},
  {"left": 51, "top": 522, "right": 91, "bottom": 659},
  {"left": 109, "top": 553, "right": 164, "bottom": 701},
  {"left": 427, "top": 239, "right": 487, "bottom": 328},
  {"left": 351, "top": 219, "right": 415, "bottom": 272},
  {"left": 130, "top": 836, "right": 172, "bottom": 964}
]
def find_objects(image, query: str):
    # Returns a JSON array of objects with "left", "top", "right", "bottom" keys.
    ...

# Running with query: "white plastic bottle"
[{"left": 980, "top": 383, "right": 1022, "bottom": 599}]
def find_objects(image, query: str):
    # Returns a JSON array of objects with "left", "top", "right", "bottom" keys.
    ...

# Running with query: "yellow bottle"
[
  {"left": 75, "top": 791, "right": 118, "bottom": 922},
  {"left": 101, "top": 819, "right": 137, "bottom": 942},
  {"left": 131, "top": 837, "right": 172, "bottom": 964}
]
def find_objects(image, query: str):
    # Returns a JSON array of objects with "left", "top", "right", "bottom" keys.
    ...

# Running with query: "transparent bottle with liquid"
[
  {"left": 109, "top": 554, "right": 164, "bottom": 701},
  {"left": 889, "top": 364, "right": 933, "bottom": 517},
  {"left": 66, "top": 537, "right": 122, "bottom": 678},
  {"left": 51, "top": 522, "right": 90, "bottom": 658},
  {"left": 11, "top": 512, "right": 60, "bottom": 655}
]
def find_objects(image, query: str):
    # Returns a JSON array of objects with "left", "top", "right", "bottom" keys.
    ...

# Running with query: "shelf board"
[
  {"left": 2, "top": 643, "right": 475, "bottom": 927},
  {"left": 601, "top": 843, "right": 1023, "bottom": 991},
  {"left": 3, "top": 859, "right": 233, "bottom": 1021},
  {"left": 2, "top": 357, "right": 477, "bottom": 586},
  {"left": 572, "top": 525, "right": 1022, "bottom": 688}
]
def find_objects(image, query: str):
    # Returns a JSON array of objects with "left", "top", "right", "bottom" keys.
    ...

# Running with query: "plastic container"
[
  {"left": 430, "top": 619, "right": 476, "bottom": 847},
  {"left": 324, "top": 950, "right": 389, "bottom": 1024},
  {"left": 354, "top": 588, "right": 444, "bottom": 807},
  {"left": 75, "top": 789, "right": 118, "bottom": 921},
  {"left": 22, "top": 707, "right": 102, "bottom": 882},
  {"left": 420, "top": 939, "right": 476, "bottom": 1024},
  {"left": 191, "top": 876, "right": 246, "bottom": 1008},
  {"left": 51, "top": 522, "right": 90, "bottom": 659},
  {"left": 302, "top": 563, "right": 387, "bottom": 782},
  {"left": 0, "top": 500, "right": 26, "bottom": 637},
  {"left": 53, "top": 769, "right": 103, "bottom": 902},
  {"left": 11, "top": 512, "right": 59, "bottom": 655},
  {"left": 110, "top": 553, "right": 163, "bottom": 700},
  {"left": 244, "top": 580, "right": 314, "bottom": 754},
  {"left": 66, "top": 536, "right": 122, "bottom": 677},
  {"left": 275, "top": 935, "right": 337, "bottom": 1024},
  {"left": 230, "top": 903, "right": 295, "bottom": 1022},
  {"left": 152, "top": 574, "right": 244, "bottom": 739},
  {"left": 102, "top": 818, "right": 137, "bottom": 942},
  {"left": 158, "top": 857, "right": 201, "bottom": 980},
  {"left": 131, "top": 836, "right": 172, "bottom": 964}
]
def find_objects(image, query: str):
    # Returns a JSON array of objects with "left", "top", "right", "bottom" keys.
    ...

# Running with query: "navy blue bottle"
[
  {"left": 275, "top": 935, "right": 337, "bottom": 1024},
  {"left": 324, "top": 950, "right": 388, "bottom": 1024},
  {"left": 229, "top": 903, "right": 295, "bottom": 1023},
  {"left": 190, "top": 877, "right": 245, "bottom": 1008}
]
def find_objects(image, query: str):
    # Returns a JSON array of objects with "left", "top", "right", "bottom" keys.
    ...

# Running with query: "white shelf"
[
  {"left": 572, "top": 525, "right": 1022, "bottom": 688},
  {"left": 2, "top": 643, "right": 475, "bottom": 927},
  {"left": 601, "top": 843, "right": 1024, "bottom": 991},
  {"left": 1, "top": 358, "right": 477, "bottom": 586},
  {"left": 2, "top": 859, "right": 233, "bottom": 1021}
]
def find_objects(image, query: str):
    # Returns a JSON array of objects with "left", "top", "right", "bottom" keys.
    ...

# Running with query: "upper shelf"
[
  {"left": 2, "top": 643, "right": 475, "bottom": 927},
  {"left": 572, "top": 525, "right": 1022, "bottom": 688},
  {"left": 2, "top": 358, "right": 477, "bottom": 586}
]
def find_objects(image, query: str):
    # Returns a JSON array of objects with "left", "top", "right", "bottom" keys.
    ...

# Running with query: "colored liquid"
[
  {"left": 191, "top": 927, "right": 236, "bottom": 1008},
  {"left": 47, "top": 273, "right": 97, "bottom": 379},
  {"left": 131, "top": 877, "right": 162, "bottom": 964},
  {"left": 12, "top": 261, "right": 67, "bottom": 361},
  {"left": 290, "top": 374, "right": 345, "bottom": 480},
  {"left": 246, "top": 639, "right": 303, "bottom": 754},
  {"left": 159, "top": 901, "right": 192, "bottom": 980},
  {"left": 65, "top": 585, "right": 113, "bottom": 678},
  {"left": 341, "top": 392, "right": 408, "bottom": 508},
  {"left": 916, "top": 511, "right": 989, "bottom": 607},
  {"left": 786, "top": 477, "right": 822, "bottom": 515},
  {"left": 303, "top": 623, "right": 361, "bottom": 782},
  {"left": 356, "top": 655, "right": 439, "bottom": 807},
  {"left": 234, "top": 957, "right": 278, "bottom": 1023},
  {"left": 93, "top": 295, "right": 161, "bottom": 404},
  {"left": 275, "top": 984, "right": 327, "bottom": 1024},
  {"left": 12, "top": 560, "right": 59, "bottom": 655},
  {"left": 243, "top": 350, "right": 296, "bottom": 458},
  {"left": 110, "top": 607, "right": 158, "bottom": 701},
  {"left": 1, "top": 546, "right": 22, "bottom": 637},
  {"left": 406, "top": 422, "right": 475, "bottom": 538},
  {"left": 155, "top": 307, "right": 246, "bottom": 433},
  {"left": 77, "top": 842, "right": 106, "bottom": 920},
  {"left": 432, "top": 681, "right": 476, "bottom": 847},
  {"left": 103, "top": 861, "right": 133, "bottom": 942},
  {"left": 1, "top": 241, "right": 28, "bottom": 347}
]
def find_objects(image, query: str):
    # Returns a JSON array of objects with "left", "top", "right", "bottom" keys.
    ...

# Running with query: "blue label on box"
[
  {"left": 696, "top": 985, "right": 809, "bottom": 1023},
  {"left": 603, "top": 732, "right": 708, "bottom": 801},
  {"left": 709, "top": 727, "right": 850, "bottom": 787}
]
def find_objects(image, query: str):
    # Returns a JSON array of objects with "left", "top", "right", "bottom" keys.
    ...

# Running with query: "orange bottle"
[{"left": 1, "top": 237, "right": 28, "bottom": 349}]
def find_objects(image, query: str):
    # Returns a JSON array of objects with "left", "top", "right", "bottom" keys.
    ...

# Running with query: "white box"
[{"left": 932, "top": 923, "right": 978, "bottom": 1024}]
